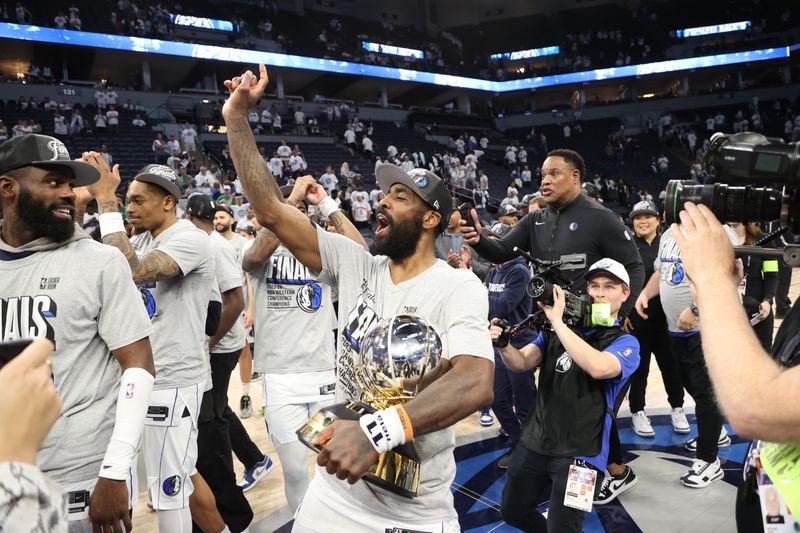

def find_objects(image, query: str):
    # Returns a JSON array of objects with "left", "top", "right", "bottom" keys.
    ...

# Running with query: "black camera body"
[
  {"left": 492, "top": 251, "right": 591, "bottom": 348},
  {"left": 665, "top": 132, "right": 800, "bottom": 233}
]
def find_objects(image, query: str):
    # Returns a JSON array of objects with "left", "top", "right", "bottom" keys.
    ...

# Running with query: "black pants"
[
  {"left": 670, "top": 334, "right": 724, "bottom": 463},
  {"left": 628, "top": 318, "right": 684, "bottom": 412},
  {"left": 492, "top": 352, "right": 536, "bottom": 448},
  {"left": 210, "top": 351, "right": 264, "bottom": 471},
  {"left": 752, "top": 312, "right": 774, "bottom": 352},
  {"left": 195, "top": 389, "right": 253, "bottom": 533},
  {"left": 501, "top": 446, "right": 601, "bottom": 533},
  {"left": 775, "top": 262, "right": 793, "bottom": 314}
]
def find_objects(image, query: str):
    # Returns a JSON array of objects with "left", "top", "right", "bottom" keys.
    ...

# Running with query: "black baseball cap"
[
  {"left": 0, "top": 134, "right": 100, "bottom": 186},
  {"left": 214, "top": 203, "right": 234, "bottom": 217},
  {"left": 134, "top": 164, "right": 182, "bottom": 198},
  {"left": 186, "top": 194, "right": 216, "bottom": 220},
  {"left": 498, "top": 204, "right": 519, "bottom": 217},
  {"left": 630, "top": 200, "right": 659, "bottom": 218},
  {"left": 375, "top": 163, "right": 452, "bottom": 231},
  {"left": 482, "top": 223, "right": 512, "bottom": 239}
]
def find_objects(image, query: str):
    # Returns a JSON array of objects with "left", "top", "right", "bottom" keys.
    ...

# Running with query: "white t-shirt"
[
  {"left": 269, "top": 157, "right": 283, "bottom": 177},
  {"left": 277, "top": 145, "right": 291, "bottom": 159},
  {"left": 106, "top": 91, "right": 118, "bottom": 105},
  {"left": 320, "top": 172, "right": 338, "bottom": 192},
  {"left": 352, "top": 200, "right": 371, "bottom": 222},
  {"left": 181, "top": 127, "right": 198, "bottom": 146},
  {"left": 94, "top": 114, "right": 107, "bottom": 128},
  {"left": 344, "top": 129, "right": 356, "bottom": 144},
  {"left": 288, "top": 154, "right": 304, "bottom": 172},
  {"left": 94, "top": 90, "right": 107, "bottom": 106},
  {"left": 362, "top": 137, "right": 373, "bottom": 151},
  {"left": 105, "top": 110, "right": 119, "bottom": 125},
  {"left": 312, "top": 226, "right": 493, "bottom": 523}
]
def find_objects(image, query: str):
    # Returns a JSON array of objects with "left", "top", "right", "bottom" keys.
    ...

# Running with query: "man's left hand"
[
  {"left": 312, "top": 420, "right": 379, "bottom": 484},
  {"left": 90, "top": 478, "right": 132, "bottom": 532},
  {"left": 671, "top": 202, "right": 736, "bottom": 286},
  {"left": 82, "top": 151, "right": 121, "bottom": 205},
  {"left": 538, "top": 284, "right": 566, "bottom": 323},
  {"left": 677, "top": 306, "right": 698, "bottom": 331}
]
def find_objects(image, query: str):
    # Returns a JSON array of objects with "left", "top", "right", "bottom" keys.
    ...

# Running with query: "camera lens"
[
  {"left": 664, "top": 180, "right": 783, "bottom": 225},
  {"left": 527, "top": 276, "right": 553, "bottom": 306}
]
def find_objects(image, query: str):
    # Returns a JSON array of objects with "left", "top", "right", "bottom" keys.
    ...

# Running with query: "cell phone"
[
  {"left": 0, "top": 339, "right": 33, "bottom": 369},
  {"left": 458, "top": 201, "right": 475, "bottom": 226}
]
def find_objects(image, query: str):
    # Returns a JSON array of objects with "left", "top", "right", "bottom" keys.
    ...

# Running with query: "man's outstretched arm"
[{"left": 222, "top": 65, "right": 322, "bottom": 272}]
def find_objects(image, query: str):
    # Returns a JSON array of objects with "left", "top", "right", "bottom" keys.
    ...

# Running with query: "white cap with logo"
[{"left": 583, "top": 257, "right": 630, "bottom": 285}]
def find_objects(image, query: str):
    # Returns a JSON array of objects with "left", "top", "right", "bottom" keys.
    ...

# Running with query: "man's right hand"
[
  {"left": 635, "top": 290, "right": 650, "bottom": 320},
  {"left": 289, "top": 175, "right": 317, "bottom": 205},
  {"left": 222, "top": 64, "right": 269, "bottom": 118},
  {"left": 82, "top": 151, "right": 121, "bottom": 207},
  {"left": 447, "top": 248, "right": 461, "bottom": 267},
  {"left": 459, "top": 208, "right": 482, "bottom": 245}
]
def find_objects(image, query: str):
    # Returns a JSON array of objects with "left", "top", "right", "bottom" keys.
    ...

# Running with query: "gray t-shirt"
[
  {"left": 0, "top": 229, "right": 153, "bottom": 485},
  {"left": 314, "top": 226, "right": 494, "bottom": 523},
  {"left": 244, "top": 240, "right": 336, "bottom": 374},
  {"left": 656, "top": 225, "right": 737, "bottom": 333},
  {"left": 130, "top": 220, "right": 213, "bottom": 389},
  {"left": 209, "top": 231, "right": 246, "bottom": 354}
]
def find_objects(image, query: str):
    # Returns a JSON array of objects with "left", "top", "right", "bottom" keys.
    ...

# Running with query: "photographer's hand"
[
  {"left": 672, "top": 202, "right": 737, "bottom": 286},
  {"left": 538, "top": 285, "right": 566, "bottom": 324}
]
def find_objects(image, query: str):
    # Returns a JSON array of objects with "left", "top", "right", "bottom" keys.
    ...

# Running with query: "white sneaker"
[
  {"left": 680, "top": 458, "right": 723, "bottom": 488},
  {"left": 685, "top": 427, "right": 730, "bottom": 452},
  {"left": 631, "top": 411, "right": 655, "bottom": 437},
  {"left": 671, "top": 407, "right": 691, "bottom": 434}
]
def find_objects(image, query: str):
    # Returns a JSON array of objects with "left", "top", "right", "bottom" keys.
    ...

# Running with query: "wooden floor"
[{"left": 131, "top": 272, "right": 798, "bottom": 532}]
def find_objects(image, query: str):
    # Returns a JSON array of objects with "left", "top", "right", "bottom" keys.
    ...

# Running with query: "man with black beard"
[
  {"left": 222, "top": 65, "right": 494, "bottom": 532},
  {"left": 0, "top": 134, "right": 156, "bottom": 533}
]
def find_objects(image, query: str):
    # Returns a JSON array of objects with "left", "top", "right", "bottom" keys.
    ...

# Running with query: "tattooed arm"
[
  {"left": 241, "top": 228, "right": 281, "bottom": 273},
  {"left": 291, "top": 175, "right": 368, "bottom": 251},
  {"left": 222, "top": 66, "right": 322, "bottom": 271},
  {"left": 80, "top": 151, "right": 183, "bottom": 284}
]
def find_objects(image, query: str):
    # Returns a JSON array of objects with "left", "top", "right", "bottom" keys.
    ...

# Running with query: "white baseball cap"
[{"left": 583, "top": 258, "right": 630, "bottom": 285}]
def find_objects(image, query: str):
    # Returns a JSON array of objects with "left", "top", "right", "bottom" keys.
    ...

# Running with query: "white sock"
[
  {"left": 157, "top": 507, "right": 192, "bottom": 533},
  {"left": 242, "top": 383, "right": 250, "bottom": 395}
]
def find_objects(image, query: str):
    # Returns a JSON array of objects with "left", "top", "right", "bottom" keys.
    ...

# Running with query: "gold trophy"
[{"left": 296, "top": 315, "right": 442, "bottom": 498}]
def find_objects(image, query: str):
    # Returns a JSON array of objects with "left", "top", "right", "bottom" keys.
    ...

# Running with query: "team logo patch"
[
  {"left": 296, "top": 282, "right": 323, "bottom": 313},
  {"left": 46, "top": 139, "right": 69, "bottom": 160},
  {"left": 139, "top": 285, "right": 157, "bottom": 318},
  {"left": 569, "top": 222, "right": 579, "bottom": 231},
  {"left": 556, "top": 351, "right": 573, "bottom": 373},
  {"left": 669, "top": 262, "right": 685, "bottom": 285},
  {"left": 125, "top": 383, "right": 135, "bottom": 399},
  {"left": 162, "top": 475, "right": 182, "bottom": 496},
  {"left": 408, "top": 168, "right": 428, "bottom": 188},
  {"left": 618, "top": 348, "right": 633, "bottom": 358}
]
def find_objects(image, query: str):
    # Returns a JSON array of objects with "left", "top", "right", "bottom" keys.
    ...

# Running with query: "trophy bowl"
[{"left": 296, "top": 315, "right": 442, "bottom": 498}]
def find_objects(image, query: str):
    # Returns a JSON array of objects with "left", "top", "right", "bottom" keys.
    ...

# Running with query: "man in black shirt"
[{"left": 461, "top": 149, "right": 645, "bottom": 320}]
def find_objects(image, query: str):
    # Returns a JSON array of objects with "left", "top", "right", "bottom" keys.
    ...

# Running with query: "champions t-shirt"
[
  {"left": 208, "top": 231, "right": 246, "bottom": 354},
  {"left": 313, "top": 225, "right": 494, "bottom": 523},
  {"left": 0, "top": 226, "right": 153, "bottom": 485},
  {"left": 531, "top": 326, "right": 640, "bottom": 471},
  {"left": 130, "top": 220, "right": 213, "bottom": 389}
]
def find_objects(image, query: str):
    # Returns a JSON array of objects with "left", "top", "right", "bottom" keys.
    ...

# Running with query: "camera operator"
[
  {"left": 491, "top": 258, "right": 640, "bottom": 532},
  {"left": 673, "top": 202, "right": 800, "bottom": 442},
  {"left": 462, "top": 149, "right": 645, "bottom": 321}
]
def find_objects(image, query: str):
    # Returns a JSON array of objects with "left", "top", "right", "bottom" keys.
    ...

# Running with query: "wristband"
[
  {"left": 318, "top": 196, "right": 339, "bottom": 219},
  {"left": 99, "top": 211, "right": 125, "bottom": 238},
  {"left": 359, "top": 406, "right": 406, "bottom": 454},
  {"left": 99, "top": 367, "right": 154, "bottom": 480},
  {"left": 394, "top": 405, "right": 414, "bottom": 443}
]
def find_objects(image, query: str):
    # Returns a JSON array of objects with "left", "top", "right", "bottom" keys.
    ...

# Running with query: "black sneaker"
[
  {"left": 239, "top": 394, "right": 252, "bottom": 419},
  {"left": 594, "top": 466, "right": 638, "bottom": 505},
  {"left": 498, "top": 451, "right": 512, "bottom": 470}
]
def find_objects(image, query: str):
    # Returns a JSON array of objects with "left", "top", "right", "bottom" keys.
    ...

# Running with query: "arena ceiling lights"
[{"left": 0, "top": 22, "right": 790, "bottom": 93}]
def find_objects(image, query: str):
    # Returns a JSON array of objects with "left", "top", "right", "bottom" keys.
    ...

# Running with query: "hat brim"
[
  {"left": 630, "top": 209, "right": 659, "bottom": 218},
  {"left": 134, "top": 173, "right": 182, "bottom": 198},
  {"left": 375, "top": 163, "right": 430, "bottom": 208},
  {"left": 583, "top": 268, "right": 630, "bottom": 286},
  {"left": 33, "top": 160, "right": 100, "bottom": 187}
]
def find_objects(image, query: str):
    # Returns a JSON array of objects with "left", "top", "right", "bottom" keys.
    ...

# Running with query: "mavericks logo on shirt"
[{"left": 556, "top": 351, "right": 573, "bottom": 373}]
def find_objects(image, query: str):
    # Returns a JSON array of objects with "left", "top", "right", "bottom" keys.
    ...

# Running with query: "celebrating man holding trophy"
[{"left": 222, "top": 65, "right": 494, "bottom": 532}]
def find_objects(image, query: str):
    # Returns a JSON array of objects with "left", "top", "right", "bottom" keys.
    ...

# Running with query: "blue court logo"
[
  {"left": 296, "top": 283, "right": 323, "bottom": 313},
  {"left": 162, "top": 475, "right": 182, "bottom": 496}
]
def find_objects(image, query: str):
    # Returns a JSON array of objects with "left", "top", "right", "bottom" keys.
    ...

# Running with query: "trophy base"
[{"left": 296, "top": 401, "right": 421, "bottom": 498}]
